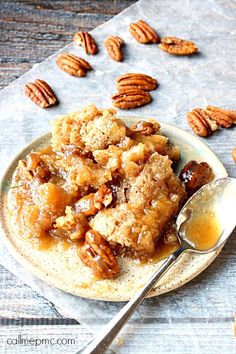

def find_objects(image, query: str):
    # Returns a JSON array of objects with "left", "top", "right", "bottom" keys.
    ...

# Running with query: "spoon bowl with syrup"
[
  {"left": 177, "top": 176, "right": 236, "bottom": 253},
  {"left": 77, "top": 177, "right": 236, "bottom": 354}
]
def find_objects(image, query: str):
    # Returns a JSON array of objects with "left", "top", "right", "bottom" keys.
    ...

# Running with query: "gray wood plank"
[
  {"left": 0, "top": 322, "right": 235, "bottom": 354},
  {"left": 0, "top": 266, "right": 60, "bottom": 319},
  {"left": 0, "top": 0, "right": 136, "bottom": 89}
]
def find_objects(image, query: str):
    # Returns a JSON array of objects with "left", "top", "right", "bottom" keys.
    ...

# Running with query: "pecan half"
[
  {"left": 130, "top": 120, "right": 160, "bottom": 135},
  {"left": 79, "top": 230, "right": 119, "bottom": 279},
  {"left": 206, "top": 106, "right": 236, "bottom": 128},
  {"left": 54, "top": 206, "right": 89, "bottom": 241},
  {"left": 129, "top": 19, "right": 160, "bottom": 44},
  {"left": 112, "top": 89, "right": 152, "bottom": 109},
  {"left": 74, "top": 185, "right": 112, "bottom": 216},
  {"left": 18, "top": 154, "right": 51, "bottom": 183},
  {"left": 56, "top": 53, "right": 92, "bottom": 77},
  {"left": 93, "top": 185, "right": 112, "bottom": 209},
  {"left": 232, "top": 148, "right": 236, "bottom": 163},
  {"left": 116, "top": 73, "right": 158, "bottom": 92},
  {"left": 104, "top": 35, "right": 124, "bottom": 62},
  {"left": 74, "top": 194, "right": 98, "bottom": 216},
  {"left": 73, "top": 31, "right": 98, "bottom": 55},
  {"left": 26, "top": 153, "right": 51, "bottom": 183},
  {"left": 24, "top": 79, "right": 58, "bottom": 108},
  {"left": 159, "top": 37, "right": 198, "bottom": 55},
  {"left": 187, "top": 108, "right": 218, "bottom": 137},
  {"left": 179, "top": 160, "right": 214, "bottom": 194}
]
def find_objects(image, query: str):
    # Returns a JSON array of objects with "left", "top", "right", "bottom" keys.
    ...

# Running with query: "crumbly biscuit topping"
[{"left": 9, "top": 105, "right": 185, "bottom": 279}]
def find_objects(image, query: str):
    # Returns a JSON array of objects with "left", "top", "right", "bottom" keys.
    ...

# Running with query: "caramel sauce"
[
  {"left": 112, "top": 223, "right": 180, "bottom": 265},
  {"left": 38, "top": 232, "right": 84, "bottom": 251},
  {"left": 37, "top": 233, "right": 58, "bottom": 251},
  {"left": 183, "top": 210, "right": 222, "bottom": 251},
  {"left": 38, "top": 145, "right": 53, "bottom": 155},
  {"left": 148, "top": 234, "right": 180, "bottom": 263},
  {"left": 32, "top": 219, "right": 180, "bottom": 264},
  {"left": 10, "top": 141, "right": 217, "bottom": 269}
]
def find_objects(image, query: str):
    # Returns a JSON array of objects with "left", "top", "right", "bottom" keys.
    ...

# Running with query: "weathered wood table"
[{"left": 0, "top": 1, "right": 236, "bottom": 353}]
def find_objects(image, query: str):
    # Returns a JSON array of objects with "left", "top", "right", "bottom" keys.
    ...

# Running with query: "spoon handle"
[{"left": 76, "top": 249, "right": 182, "bottom": 354}]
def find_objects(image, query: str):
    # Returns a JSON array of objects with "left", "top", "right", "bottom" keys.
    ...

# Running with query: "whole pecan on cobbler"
[
  {"left": 129, "top": 120, "right": 160, "bottom": 135},
  {"left": 159, "top": 37, "right": 198, "bottom": 55},
  {"left": 104, "top": 35, "right": 124, "bottom": 62},
  {"left": 179, "top": 160, "right": 214, "bottom": 195},
  {"left": 205, "top": 106, "right": 236, "bottom": 128},
  {"left": 79, "top": 230, "right": 119, "bottom": 279},
  {"left": 24, "top": 79, "right": 58, "bottom": 108},
  {"left": 116, "top": 73, "right": 158, "bottom": 92},
  {"left": 129, "top": 19, "right": 160, "bottom": 44},
  {"left": 73, "top": 31, "right": 98, "bottom": 55},
  {"left": 187, "top": 108, "right": 218, "bottom": 137},
  {"left": 56, "top": 53, "right": 92, "bottom": 77},
  {"left": 112, "top": 89, "right": 152, "bottom": 109},
  {"left": 74, "top": 185, "right": 112, "bottom": 217},
  {"left": 18, "top": 152, "right": 51, "bottom": 183}
]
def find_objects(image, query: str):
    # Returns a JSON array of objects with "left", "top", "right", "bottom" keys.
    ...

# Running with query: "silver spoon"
[{"left": 77, "top": 177, "right": 236, "bottom": 354}]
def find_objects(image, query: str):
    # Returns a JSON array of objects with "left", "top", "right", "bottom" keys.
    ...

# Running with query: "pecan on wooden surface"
[
  {"left": 232, "top": 148, "right": 236, "bottom": 163},
  {"left": 187, "top": 108, "right": 218, "bottom": 137},
  {"left": 159, "top": 37, "right": 198, "bottom": 55},
  {"left": 24, "top": 79, "right": 58, "bottom": 108},
  {"left": 104, "top": 35, "right": 124, "bottom": 61},
  {"left": 73, "top": 31, "right": 98, "bottom": 55},
  {"left": 56, "top": 53, "right": 92, "bottom": 77},
  {"left": 112, "top": 89, "right": 152, "bottom": 109},
  {"left": 129, "top": 19, "right": 160, "bottom": 44},
  {"left": 116, "top": 73, "right": 158, "bottom": 92},
  {"left": 79, "top": 230, "right": 119, "bottom": 279},
  {"left": 206, "top": 106, "right": 236, "bottom": 128}
]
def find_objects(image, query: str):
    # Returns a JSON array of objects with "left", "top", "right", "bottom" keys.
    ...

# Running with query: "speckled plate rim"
[{"left": 0, "top": 120, "right": 228, "bottom": 301}]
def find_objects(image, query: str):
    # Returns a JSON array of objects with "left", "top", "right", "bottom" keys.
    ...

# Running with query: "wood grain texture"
[{"left": 0, "top": 0, "right": 135, "bottom": 89}]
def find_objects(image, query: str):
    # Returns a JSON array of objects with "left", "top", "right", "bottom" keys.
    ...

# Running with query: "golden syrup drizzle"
[{"left": 183, "top": 209, "right": 222, "bottom": 251}]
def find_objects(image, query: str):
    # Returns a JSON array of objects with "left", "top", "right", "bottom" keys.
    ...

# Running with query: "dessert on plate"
[{"left": 7, "top": 104, "right": 213, "bottom": 289}]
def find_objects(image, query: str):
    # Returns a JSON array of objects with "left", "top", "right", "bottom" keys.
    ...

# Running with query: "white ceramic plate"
[{"left": 0, "top": 119, "right": 227, "bottom": 301}]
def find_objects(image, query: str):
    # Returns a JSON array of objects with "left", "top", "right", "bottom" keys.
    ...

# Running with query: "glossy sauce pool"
[{"left": 182, "top": 207, "right": 222, "bottom": 251}]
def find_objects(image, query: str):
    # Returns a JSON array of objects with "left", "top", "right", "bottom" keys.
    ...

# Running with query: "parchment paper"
[{"left": 0, "top": 0, "right": 236, "bottom": 347}]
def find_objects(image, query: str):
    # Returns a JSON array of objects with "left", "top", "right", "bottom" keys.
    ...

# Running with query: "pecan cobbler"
[{"left": 8, "top": 105, "right": 213, "bottom": 280}]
